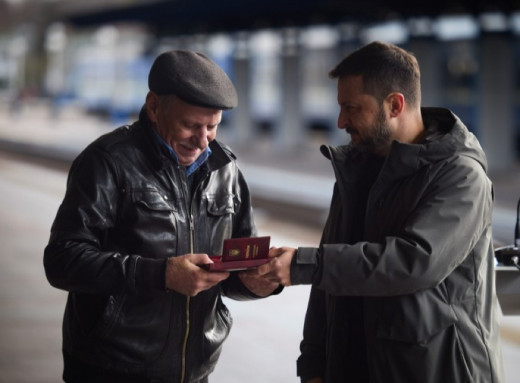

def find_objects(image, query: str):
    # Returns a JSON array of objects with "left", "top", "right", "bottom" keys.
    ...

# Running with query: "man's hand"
[
  {"left": 238, "top": 272, "right": 280, "bottom": 297},
  {"left": 165, "top": 253, "right": 229, "bottom": 296},
  {"left": 254, "top": 246, "right": 297, "bottom": 286}
]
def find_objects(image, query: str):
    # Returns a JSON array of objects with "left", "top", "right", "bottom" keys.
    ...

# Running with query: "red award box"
[{"left": 202, "top": 236, "right": 271, "bottom": 271}]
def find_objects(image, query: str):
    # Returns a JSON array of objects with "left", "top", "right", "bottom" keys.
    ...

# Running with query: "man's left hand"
[{"left": 238, "top": 272, "right": 280, "bottom": 297}]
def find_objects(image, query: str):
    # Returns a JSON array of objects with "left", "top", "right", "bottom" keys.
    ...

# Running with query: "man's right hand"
[
  {"left": 165, "top": 254, "right": 230, "bottom": 296},
  {"left": 254, "top": 246, "right": 296, "bottom": 286}
]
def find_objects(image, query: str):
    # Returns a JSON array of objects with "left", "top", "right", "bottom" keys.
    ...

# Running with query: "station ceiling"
[{"left": 63, "top": 0, "right": 520, "bottom": 35}]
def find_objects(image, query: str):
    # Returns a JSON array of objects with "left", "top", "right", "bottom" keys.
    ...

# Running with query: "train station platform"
[
  {"left": 1, "top": 98, "right": 519, "bottom": 228},
  {"left": 2, "top": 99, "right": 520, "bottom": 197},
  {"left": 0, "top": 99, "right": 337, "bottom": 226},
  {"left": 2, "top": 99, "right": 520, "bottom": 382}
]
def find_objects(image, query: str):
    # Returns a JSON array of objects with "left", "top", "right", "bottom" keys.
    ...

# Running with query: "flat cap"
[{"left": 148, "top": 50, "right": 238, "bottom": 110}]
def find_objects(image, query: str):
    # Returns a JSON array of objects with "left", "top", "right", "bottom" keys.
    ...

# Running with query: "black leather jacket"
[{"left": 44, "top": 113, "right": 262, "bottom": 382}]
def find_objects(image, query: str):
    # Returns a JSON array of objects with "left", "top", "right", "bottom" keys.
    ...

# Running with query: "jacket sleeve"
[
  {"left": 221, "top": 166, "right": 283, "bottom": 300},
  {"left": 43, "top": 146, "right": 165, "bottom": 295},
  {"left": 232, "top": 166, "right": 257, "bottom": 238},
  {"left": 296, "top": 154, "right": 493, "bottom": 296}
]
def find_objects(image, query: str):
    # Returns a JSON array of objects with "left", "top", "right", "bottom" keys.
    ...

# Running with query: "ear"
[
  {"left": 145, "top": 91, "right": 160, "bottom": 124},
  {"left": 386, "top": 92, "right": 405, "bottom": 117}
]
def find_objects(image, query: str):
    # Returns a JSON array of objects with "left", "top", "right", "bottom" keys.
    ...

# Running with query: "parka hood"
[{"left": 321, "top": 107, "right": 488, "bottom": 179}]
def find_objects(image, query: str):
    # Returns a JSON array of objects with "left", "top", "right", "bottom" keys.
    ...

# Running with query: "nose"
[
  {"left": 337, "top": 110, "right": 348, "bottom": 130},
  {"left": 194, "top": 126, "right": 209, "bottom": 148}
]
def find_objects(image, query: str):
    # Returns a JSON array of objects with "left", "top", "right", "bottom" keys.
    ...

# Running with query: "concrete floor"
[{"left": 2, "top": 102, "right": 520, "bottom": 382}]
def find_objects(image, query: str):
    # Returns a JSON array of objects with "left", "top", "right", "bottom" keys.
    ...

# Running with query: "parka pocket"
[
  {"left": 375, "top": 293, "right": 458, "bottom": 344},
  {"left": 372, "top": 294, "right": 471, "bottom": 382},
  {"left": 372, "top": 324, "right": 472, "bottom": 383}
]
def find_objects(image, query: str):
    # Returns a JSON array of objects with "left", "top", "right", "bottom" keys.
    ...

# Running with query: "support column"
[
  {"left": 479, "top": 33, "right": 515, "bottom": 173},
  {"left": 230, "top": 33, "right": 252, "bottom": 146},
  {"left": 276, "top": 28, "right": 303, "bottom": 150},
  {"left": 408, "top": 38, "right": 442, "bottom": 107}
]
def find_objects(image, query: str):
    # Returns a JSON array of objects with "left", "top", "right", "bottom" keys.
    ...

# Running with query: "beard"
[{"left": 351, "top": 106, "right": 391, "bottom": 154}]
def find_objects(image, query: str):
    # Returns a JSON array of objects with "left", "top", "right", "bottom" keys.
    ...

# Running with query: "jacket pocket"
[
  {"left": 375, "top": 291, "right": 458, "bottom": 344},
  {"left": 89, "top": 294, "right": 125, "bottom": 340},
  {"left": 201, "top": 193, "right": 236, "bottom": 255},
  {"left": 371, "top": 294, "right": 472, "bottom": 382},
  {"left": 196, "top": 294, "right": 233, "bottom": 370},
  {"left": 205, "top": 193, "right": 235, "bottom": 216},
  {"left": 90, "top": 294, "right": 173, "bottom": 363},
  {"left": 127, "top": 188, "right": 179, "bottom": 257},
  {"left": 131, "top": 189, "right": 174, "bottom": 211},
  {"left": 371, "top": 324, "right": 473, "bottom": 383}
]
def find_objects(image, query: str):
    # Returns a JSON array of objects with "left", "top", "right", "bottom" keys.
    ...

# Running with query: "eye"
[{"left": 341, "top": 104, "right": 359, "bottom": 113}]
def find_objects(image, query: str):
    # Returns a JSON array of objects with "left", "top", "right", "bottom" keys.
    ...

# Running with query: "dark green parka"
[{"left": 293, "top": 108, "right": 504, "bottom": 383}]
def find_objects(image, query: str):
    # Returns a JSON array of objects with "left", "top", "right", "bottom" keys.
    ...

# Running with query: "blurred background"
[{"left": 2, "top": 0, "right": 520, "bottom": 382}]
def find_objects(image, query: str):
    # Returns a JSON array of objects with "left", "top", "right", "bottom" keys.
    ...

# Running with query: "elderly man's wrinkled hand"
[
  {"left": 165, "top": 253, "right": 229, "bottom": 296},
  {"left": 238, "top": 272, "right": 280, "bottom": 297}
]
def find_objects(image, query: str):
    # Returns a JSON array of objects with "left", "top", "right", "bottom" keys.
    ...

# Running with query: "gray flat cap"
[{"left": 148, "top": 50, "right": 238, "bottom": 110}]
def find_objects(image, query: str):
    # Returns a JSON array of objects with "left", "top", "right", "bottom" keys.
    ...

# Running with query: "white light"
[
  {"left": 300, "top": 25, "right": 339, "bottom": 49},
  {"left": 480, "top": 12, "right": 508, "bottom": 32},
  {"left": 94, "top": 26, "right": 119, "bottom": 47},
  {"left": 207, "top": 34, "right": 234, "bottom": 57},
  {"left": 250, "top": 30, "right": 281, "bottom": 55},
  {"left": 45, "top": 22, "right": 67, "bottom": 53},
  {"left": 434, "top": 15, "right": 479, "bottom": 41},
  {"left": 408, "top": 17, "right": 434, "bottom": 37},
  {"left": 510, "top": 12, "right": 520, "bottom": 35},
  {"left": 360, "top": 21, "right": 409, "bottom": 45}
]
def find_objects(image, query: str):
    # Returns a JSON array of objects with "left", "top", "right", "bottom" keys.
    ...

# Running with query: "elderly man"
[{"left": 44, "top": 50, "right": 280, "bottom": 383}]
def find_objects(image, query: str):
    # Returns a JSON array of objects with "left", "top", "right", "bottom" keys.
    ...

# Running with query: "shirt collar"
[{"left": 153, "top": 129, "right": 212, "bottom": 176}]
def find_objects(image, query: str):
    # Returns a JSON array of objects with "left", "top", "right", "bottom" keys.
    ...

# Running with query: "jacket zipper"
[
  {"left": 180, "top": 212, "right": 194, "bottom": 383},
  {"left": 180, "top": 167, "right": 200, "bottom": 383}
]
